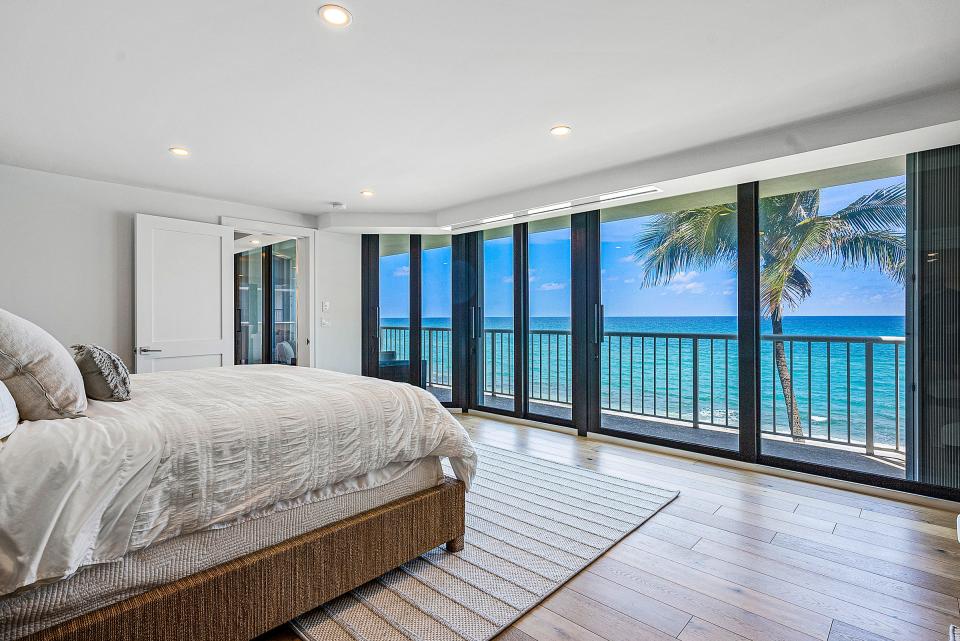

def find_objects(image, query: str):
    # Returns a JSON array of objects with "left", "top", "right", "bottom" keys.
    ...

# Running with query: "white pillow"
[
  {"left": 0, "top": 308, "right": 87, "bottom": 421},
  {"left": 0, "top": 381, "right": 18, "bottom": 439}
]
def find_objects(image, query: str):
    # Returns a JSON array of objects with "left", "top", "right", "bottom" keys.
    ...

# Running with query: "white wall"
[
  {"left": 314, "top": 232, "right": 362, "bottom": 374},
  {"left": 0, "top": 164, "right": 361, "bottom": 372}
]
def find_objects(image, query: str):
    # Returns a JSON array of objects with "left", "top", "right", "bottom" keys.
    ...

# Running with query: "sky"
[{"left": 380, "top": 175, "right": 906, "bottom": 319}]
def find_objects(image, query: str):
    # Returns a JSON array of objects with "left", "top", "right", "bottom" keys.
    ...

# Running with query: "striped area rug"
[{"left": 292, "top": 441, "right": 678, "bottom": 641}]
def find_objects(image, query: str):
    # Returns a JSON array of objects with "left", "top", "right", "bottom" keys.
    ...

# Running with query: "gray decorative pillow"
[
  {"left": 0, "top": 308, "right": 87, "bottom": 420},
  {"left": 72, "top": 345, "right": 131, "bottom": 402}
]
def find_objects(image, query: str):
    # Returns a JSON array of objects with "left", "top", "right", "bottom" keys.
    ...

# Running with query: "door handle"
[
  {"left": 593, "top": 304, "right": 601, "bottom": 344},
  {"left": 138, "top": 347, "right": 163, "bottom": 354}
]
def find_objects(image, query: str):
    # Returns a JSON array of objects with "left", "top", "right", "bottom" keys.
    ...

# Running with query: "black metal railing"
[
  {"left": 379, "top": 326, "right": 452, "bottom": 389},
  {"left": 423, "top": 327, "right": 452, "bottom": 388},
  {"left": 381, "top": 326, "right": 905, "bottom": 453}
]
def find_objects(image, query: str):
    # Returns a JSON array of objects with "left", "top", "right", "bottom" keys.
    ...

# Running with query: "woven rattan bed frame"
[{"left": 23, "top": 478, "right": 466, "bottom": 641}]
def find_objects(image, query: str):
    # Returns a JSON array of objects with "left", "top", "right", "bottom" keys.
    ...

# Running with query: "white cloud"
[
  {"left": 722, "top": 288, "right": 734, "bottom": 296},
  {"left": 502, "top": 275, "right": 514, "bottom": 284},
  {"left": 667, "top": 271, "right": 704, "bottom": 294},
  {"left": 618, "top": 255, "right": 637, "bottom": 264},
  {"left": 393, "top": 265, "right": 410, "bottom": 277},
  {"left": 670, "top": 282, "right": 705, "bottom": 294},
  {"left": 623, "top": 278, "right": 636, "bottom": 284},
  {"left": 538, "top": 282, "right": 566, "bottom": 291}
]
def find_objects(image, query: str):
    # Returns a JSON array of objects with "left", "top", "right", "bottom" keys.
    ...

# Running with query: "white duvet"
[{"left": 0, "top": 365, "right": 476, "bottom": 596}]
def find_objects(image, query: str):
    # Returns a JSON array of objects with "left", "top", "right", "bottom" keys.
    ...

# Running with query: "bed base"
[{"left": 25, "top": 478, "right": 466, "bottom": 641}]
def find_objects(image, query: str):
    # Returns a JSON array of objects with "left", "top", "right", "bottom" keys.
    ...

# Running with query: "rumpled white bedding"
[{"left": 0, "top": 365, "right": 476, "bottom": 597}]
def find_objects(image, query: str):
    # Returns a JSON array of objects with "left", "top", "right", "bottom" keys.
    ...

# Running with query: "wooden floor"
[{"left": 260, "top": 414, "right": 960, "bottom": 641}]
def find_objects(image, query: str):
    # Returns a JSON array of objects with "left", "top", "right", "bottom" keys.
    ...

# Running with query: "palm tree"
[{"left": 633, "top": 184, "right": 906, "bottom": 440}]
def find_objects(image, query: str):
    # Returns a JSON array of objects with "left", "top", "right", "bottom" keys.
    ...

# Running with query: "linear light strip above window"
[
  {"left": 442, "top": 184, "right": 662, "bottom": 231},
  {"left": 527, "top": 202, "right": 573, "bottom": 215}
]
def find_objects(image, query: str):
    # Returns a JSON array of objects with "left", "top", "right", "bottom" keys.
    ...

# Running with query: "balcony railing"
[
  {"left": 380, "top": 326, "right": 906, "bottom": 454},
  {"left": 379, "top": 326, "right": 452, "bottom": 388}
]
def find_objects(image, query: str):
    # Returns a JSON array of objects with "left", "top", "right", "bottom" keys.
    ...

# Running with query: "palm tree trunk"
[{"left": 771, "top": 308, "right": 804, "bottom": 441}]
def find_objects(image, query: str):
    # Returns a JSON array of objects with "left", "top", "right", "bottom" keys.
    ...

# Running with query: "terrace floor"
[
  {"left": 478, "top": 394, "right": 906, "bottom": 479},
  {"left": 425, "top": 384, "right": 452, "bottom": 403}
]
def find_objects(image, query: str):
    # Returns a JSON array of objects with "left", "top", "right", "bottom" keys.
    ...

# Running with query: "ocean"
[{"left": 382, "top": 316, "right": 906, "bottom": 449}]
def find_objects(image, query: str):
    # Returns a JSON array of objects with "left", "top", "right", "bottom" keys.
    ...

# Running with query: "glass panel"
[
  {"left": 235, "top": 247, "right": 263, "bottom": 364},
  {"left": 600, "top": 188, "right": 739, "bottom": 450},
  {"left": 527, "top": 216, "right": 572, "bottom": 421},
  {"left": 270, "top": 238, "right": 298, "bottom": 365},
  {"left": 480, "top": 226, "right": 515, "bottom": 411},
  {"left": 422, "top": 235, "right": 452, "bottom": 402},
  {"left": 758, "top": 157, "right": 907, "bottom": 478},
  {"left": 378, "top": 235, "right": 411, "bottom": 381}
]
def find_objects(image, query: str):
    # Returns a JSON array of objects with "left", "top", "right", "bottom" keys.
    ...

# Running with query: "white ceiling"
[{"left": 2, "top": 1, "right": 959, "bottom": 217}]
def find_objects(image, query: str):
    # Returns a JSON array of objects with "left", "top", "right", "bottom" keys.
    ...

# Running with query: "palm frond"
[
  {"left": 828, "top": 230, "right": 907, "bottom": 283},
  {"left": 633, "top": 204, "right": 736, "bottom": 286},
  {"left": 832, "top": 184, "right": 906, "bottom": 232},
  {"left": 633, "top": 184, "right": 906, "bottom": 319}
]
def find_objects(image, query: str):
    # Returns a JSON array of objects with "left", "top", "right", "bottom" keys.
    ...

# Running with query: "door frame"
[{"left": 221, "top": 217, "right": 318, "bottom": 368}]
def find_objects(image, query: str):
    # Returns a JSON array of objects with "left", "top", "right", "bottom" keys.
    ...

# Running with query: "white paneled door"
[{"left": 134, "top": 214, "right": 234, "bottom": 373}]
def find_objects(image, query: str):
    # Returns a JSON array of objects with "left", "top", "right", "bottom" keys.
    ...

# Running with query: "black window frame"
[
  {"left": 361, "top": 233, "right": 458, "bottom": 408},
  {"left": 360, "top": 146, "right": 960, "bottom": 502}
]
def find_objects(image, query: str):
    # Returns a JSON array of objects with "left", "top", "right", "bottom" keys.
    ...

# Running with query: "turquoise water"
[{"left": 382, "top": 316, "right": 906, "bottom": 449}]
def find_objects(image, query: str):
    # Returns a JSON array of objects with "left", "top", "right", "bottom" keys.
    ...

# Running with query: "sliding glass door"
[
  {"left": 598, "top": 188, "right": 739, "bottom": 452},
  {"left": 476, "top": 227, "right": 517, "bottom": 412},
  {"left": 757, "top": 157, "right": 907, "bottom": 479},
  {"left": 378, "top": 235, "right": 411, "bottom": 382},
  {"left": 358, "top": 143, "right": 960, "bottom": 500},
  {"left": 422, "top": 235, "right": 452, "bottom": 402},
  {"left": 527, "top": 217, "right": 573, "bottom": 422}
]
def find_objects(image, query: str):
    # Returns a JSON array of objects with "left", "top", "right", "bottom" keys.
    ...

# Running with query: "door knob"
[{"left": 138, "top": 347, "right": 163, "bottom": 354}]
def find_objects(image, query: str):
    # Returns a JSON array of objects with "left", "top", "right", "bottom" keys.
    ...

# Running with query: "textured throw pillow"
[
  {"left": 0, "top": 381, "right": 18, "bottom": 439},
  {"left": 72, "top": 345, "right": 131, "bottom": 402},
  {"left": 0, "top": 308, "right": 87, "bottom": 420}
]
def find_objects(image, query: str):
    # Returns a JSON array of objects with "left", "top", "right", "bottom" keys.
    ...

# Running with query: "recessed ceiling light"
[
  {"left": 550, "top": 125, "right": 572, "bottom": 137},
  {"left": 318, "top": 4, "right": 352, "bottom": 26},
  {"left": 168, "top": 146, "right": 190, "bottom": 157},
  {"left": 360, "top": 189, "right": 375, "bottom": 198},
  {"left": 250, "top": 239, "right": 261, "bottom": 245}
]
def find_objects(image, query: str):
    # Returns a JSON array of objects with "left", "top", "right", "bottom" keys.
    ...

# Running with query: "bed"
[{"left": 0, "top": 365, "right": 476, "bottom": 641}]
